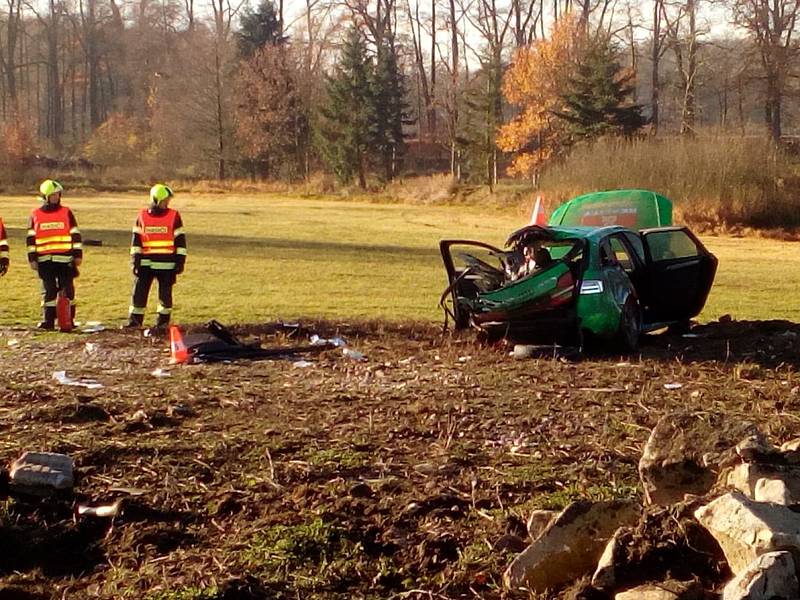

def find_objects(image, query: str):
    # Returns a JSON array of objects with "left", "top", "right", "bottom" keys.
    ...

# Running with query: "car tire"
[{"left": 617, "top": 296, "right": 642, "bottom": 353}]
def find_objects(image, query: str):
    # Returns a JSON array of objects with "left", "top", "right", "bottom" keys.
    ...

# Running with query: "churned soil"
[{"left": 1, "top": 318, "right": 800, "bottom": 599}]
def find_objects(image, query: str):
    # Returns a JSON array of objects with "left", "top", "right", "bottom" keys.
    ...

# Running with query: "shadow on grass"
[{"left": 7, "top": 227, "right": 443, "bottom": 261}]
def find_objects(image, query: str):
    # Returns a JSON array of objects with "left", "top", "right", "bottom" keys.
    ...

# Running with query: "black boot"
[
  {"left": 38, "top": 306, "right": 56, "bottom": 330},
  {"left": 153, "top": 313, "right": 171, "bottom": 332},
  {"left": 123, "top": 313, "right": 144, "bottom": 329}
]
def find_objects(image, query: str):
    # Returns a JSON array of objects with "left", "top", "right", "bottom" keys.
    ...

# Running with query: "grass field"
[{"left": 0, "top": 193, "right": 797, "bottom": 327}]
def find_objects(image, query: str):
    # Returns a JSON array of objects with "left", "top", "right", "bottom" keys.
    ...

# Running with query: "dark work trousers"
[
  {"left": 130, "top": 267, "right": 176, "bottom": 325},
  {"left": 38, "top": 261, "right": 75, "bottom": 323}
]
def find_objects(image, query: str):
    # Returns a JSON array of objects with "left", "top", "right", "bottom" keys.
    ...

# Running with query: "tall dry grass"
[{"left": 540, "top": 135, "right": 800, "bottom": 230}]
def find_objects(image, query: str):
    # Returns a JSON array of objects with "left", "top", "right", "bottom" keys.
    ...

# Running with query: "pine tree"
[
  {"left": 237, "top": 0, "right": 284, "bottom": 58},
  {"left": 459, "top": 49, "right": 504, "bottom": 188},
  {"left": 557, "top": 38, "right": 646, "bottom": 140},
  {"left": 371, "top": 43, "right": 409, "bottom": 181},
  {"left": 317, "top": 27, "right": 375, "bottom": 189}
]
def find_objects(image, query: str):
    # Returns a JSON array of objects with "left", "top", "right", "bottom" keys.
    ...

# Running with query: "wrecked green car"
[{"left": 439, "top": 191, "right": 717, "bottom": 349}]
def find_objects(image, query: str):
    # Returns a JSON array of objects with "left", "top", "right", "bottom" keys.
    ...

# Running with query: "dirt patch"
[{"left": 1, "top": 318, "right": 799, "bottom": 598}]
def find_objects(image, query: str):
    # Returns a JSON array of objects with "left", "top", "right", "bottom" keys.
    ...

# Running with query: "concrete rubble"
[
  {"left": 722, "top": 551, "right": 799, "bottom": 600},
  {"left": 503, "top": 417, "right": 800, "bottom": 598},
  {"left": 503, "top": 499, "right": 639, "bottom": 592}
]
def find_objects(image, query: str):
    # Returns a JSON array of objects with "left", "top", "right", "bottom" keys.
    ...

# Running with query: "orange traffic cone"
[
  {"left": 529, "top": 194, "right": 547, "bottom": 226},
  {"left": 169, "top": 325, "right": 190, "bottom": 364}
]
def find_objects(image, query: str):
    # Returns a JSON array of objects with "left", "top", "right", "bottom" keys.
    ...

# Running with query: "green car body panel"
[{"left": 549, "top": 189, "right": 673, "bottom": 230}]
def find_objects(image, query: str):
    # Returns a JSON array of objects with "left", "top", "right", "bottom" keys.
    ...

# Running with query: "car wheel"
[{"left": 617, "top": 296, "right": 642, "bottom": 353}]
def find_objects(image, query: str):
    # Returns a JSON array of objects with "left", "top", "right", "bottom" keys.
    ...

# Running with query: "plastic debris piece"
[
  {"left": 458, "top": 356, "right": 472, "bottom": 363},
  {"left": 342, "top": 347, "right": 367, "bottom": 361},
  {"left": 81, "top": 321, "right": 105, "bottom": 333},
  {"left": 10, "top": 451, "right": 74, "bottom": 494},
  {"left": 151, "top": 367, "right": 171, "bottom": 377},
  {"left": 310, "top": 334, "right": 347, "bottom": 347},
  {"left": 84, "top": 342, "right": 97, "bottom": 354},
  {"left": 663, "top": 382, "right": 683, "bottom": 390},
  {"left": 53, "top": 370, "right": 103, "bottom": 389},
  {"left": 681, "top": 333, "right": 702, "bottom": 339},
  {"left": 76, "top": 498, "right": 122, "bottom": 518},
  {"left": 7, "top": 339, "right": 19, "bottom": 347},
  {"left": 293, "top": 360, "right": 314, "bottom": 368}
]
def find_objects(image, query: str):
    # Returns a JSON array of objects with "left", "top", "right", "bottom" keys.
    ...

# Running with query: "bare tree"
[{"left": 733, "top": 0, "right": 800, "bottom": 140}]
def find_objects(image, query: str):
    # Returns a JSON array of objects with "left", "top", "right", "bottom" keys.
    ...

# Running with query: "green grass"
[{"left": 0, "top": 192, "right": 796, "bottom": 326}]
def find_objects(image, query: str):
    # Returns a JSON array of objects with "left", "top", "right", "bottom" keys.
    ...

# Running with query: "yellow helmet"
[
  {"left": 39, "top": 179, "right": 64, "bottom": 199},
  {"left": 150, "top": 183, "right": 174, "bottom": 206}
]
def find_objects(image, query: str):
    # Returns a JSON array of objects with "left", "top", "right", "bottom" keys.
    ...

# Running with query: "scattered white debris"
[
  {"left": 293, "top": 360, "right": 314, "bottom": 368},
  {"left": 342, "top": 347, "right": 367, "bottom": 361},
  {"left": 52, "top": 370, "right": 103, "bottom": 389},
  {"left": 458, "top": 356, "right": 472, "bottom": 363},
  {"left": 7, "top": 338, "right": 19, "bottom": 347},
  {"left": 682, "top": 333, "right": 702, "bottom": 339},
  {"left": 76, "top": 499, "right": 123, "bottom": 518},
  {"left": 151, "top": 367, "right": 171, "bottom": 377},
  {"left": 310, "top": 334, "right": 347, "bottom": 347},
  {"left": 10, "top": 451, "right": 74, "bottom": 494},
  {"left": 84, "top": 342, "right": 97, "bottom": 354},
  {"left": 81, "top": 321, "right": 105, "bottom": 333},
  {"left": 663, "top": 383, "right": 683, "bottom": 390}
]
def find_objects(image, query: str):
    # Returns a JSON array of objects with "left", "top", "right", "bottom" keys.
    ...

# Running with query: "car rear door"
[{"left": 639, "top": 227, "right": 718, "bottom": 323}]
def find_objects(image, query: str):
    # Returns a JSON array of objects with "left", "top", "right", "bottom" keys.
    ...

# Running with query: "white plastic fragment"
[
  {"left": 663, "top": 383, "right": 683, "bottom": 390},
  {"left": 52, "top": 370, "right": 104, "bottom": 389},
  {"left": 310, "top": 334, "right": 347, "bottom": 347},
  {"left": 342, "top": 347, "right": 367, "bottom": 361},
  {"left": 292, "top": 360, "right": 314, "bottom": 368},
  {"left": 81, "top": 321, "right": 105, "bottom": 333},
  {"left": 76, "top": 499, "right": 123, "bottom": 518},
  {"left": 151, "top": 367, "right": 171, "bottom": 378},
  {"left": 10, "top": 451, "right": 74, "bottom": 493},
  {"left": 7, "top": 338, "right": 19, "bottom": 347}
]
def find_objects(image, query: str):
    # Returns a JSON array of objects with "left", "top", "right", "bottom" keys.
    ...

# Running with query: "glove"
[
  {"left": 175, "top": 262, "right": 184, "bottom": 275},
  {"left": 0, "top": 261, "right": 7, "bottom": 276},
  {"left": 29, "top": 260, "right": 38, "bottom": 271},
  {"left": 72, "top": 265, "right": 80, "bottom": 278},
  {"left": 73, "top": 257, "right": 82, "bottom": 267}
]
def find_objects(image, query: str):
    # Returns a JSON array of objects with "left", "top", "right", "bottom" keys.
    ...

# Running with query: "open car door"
[
  {"left": 638, "top": 227, "right": 718, "bottom": 324},
  {"left": 439, "top": 240, "right": 508, "bottom": 329}
]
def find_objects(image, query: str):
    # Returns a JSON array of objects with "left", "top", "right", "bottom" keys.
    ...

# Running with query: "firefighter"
[
  {"left": 0, "top": 215, "right": 8, "bottom": 277},
  {"left": 27, "top": 180, "right": 82, "bottom": 330},
  {"left": 126, "top": 184, "right": 186, "bottom": 330}
]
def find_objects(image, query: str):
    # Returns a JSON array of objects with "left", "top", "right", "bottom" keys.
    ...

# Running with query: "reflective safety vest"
[
  {"left": 0, "top": 217, "right": 8, "bottom": 259},
  {"left": 139, "top": 208, "right": 178, "bottom": 255},
  {"left": 32, "top": 206, "right": 73, "bottom": 255}
]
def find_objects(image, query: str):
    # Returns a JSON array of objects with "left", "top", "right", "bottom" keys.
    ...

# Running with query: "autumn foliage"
[{"left": 497, "top": 16, "right": 584, "bottom": 177}]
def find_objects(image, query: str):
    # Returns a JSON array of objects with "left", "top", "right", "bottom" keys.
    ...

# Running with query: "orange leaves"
[{"left": 498, "top": 16, "right": 583, "bottom": 177}]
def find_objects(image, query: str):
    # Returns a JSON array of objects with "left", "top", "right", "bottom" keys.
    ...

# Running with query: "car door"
[
  {"left": 439, "top": 240, "right": 508, "bottom": 328},
  {"left": 639, "top": 227, "right": 718, "bottom": 323},
  {"left": 599, "top": 234, "right": 639, "bottom": 308}
]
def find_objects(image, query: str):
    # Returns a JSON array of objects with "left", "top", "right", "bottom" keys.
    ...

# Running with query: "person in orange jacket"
[
  {"left": 27, "top": 180, "right": 82, "bottom": 330},
  {"left": 125, "top": 184, "right": 187, "bottom": 330}
]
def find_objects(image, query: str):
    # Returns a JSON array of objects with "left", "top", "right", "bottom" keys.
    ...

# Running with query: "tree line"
[{"left": 0, "top": 0, "right": 796, "bottom": 187}]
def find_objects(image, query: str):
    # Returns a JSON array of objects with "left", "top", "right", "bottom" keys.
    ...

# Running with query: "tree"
[
  {"left": 235, "top": 43, "right": 306, "bottom": 178},
  {"left": 557, "top": 37, "right": 645, "bottom": 140},
  {"left": 237, "top": 0, "right": 283, "bottom": 58},
  {"left": 497, "top": 15, "right": 581, "bottom": 181},
  {"left": 317, "top": 27, "right": 375, "bottom": 188},
  {"left": 459, "top": 48, "right": 505, "bottom": 187},
  {"left": 371, "top": 42, "right": 408, "bottom": 181},
  {"left": 733, "top": 0, "right": 800, "bottom": 141}
]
